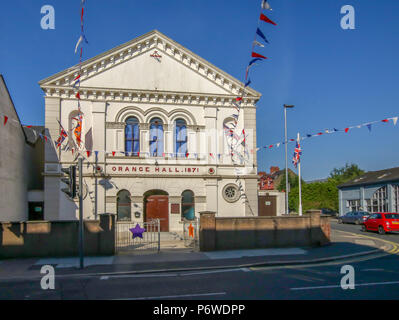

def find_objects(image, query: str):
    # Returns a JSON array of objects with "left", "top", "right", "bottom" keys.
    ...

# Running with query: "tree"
[
  {"left": 281, "top": 163, "right": 364, "bottom": 213},
  {"left": 329, "top": 163, "right": 365, "bottom": 184}
]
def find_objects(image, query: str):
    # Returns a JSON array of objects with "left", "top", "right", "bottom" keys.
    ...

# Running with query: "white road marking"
[
  {"left": 291, "top": 280, "right": 399, "bottom": 291},
  {"left": 204, "top": 248, "right": 307, "bottom": 260},
  {"left": 99, "top": 268, "right": 245, "bottom": 280},
  {"left": 116, "top": 292, "right": 226, "bottom": 300},
  {"left": 361, "top": 269, "right": 385, "bottom": 272},
  {"left": 35, "top": 256, "right": 115, "bottom": 268}
]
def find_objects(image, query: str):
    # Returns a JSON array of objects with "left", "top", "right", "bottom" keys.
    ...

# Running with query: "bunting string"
[
  {"left": 258, "top": 116, "right": 399, "bottom": 151},
  {"left": 223, "top": 0, "right": 276, "bottom": 215}
]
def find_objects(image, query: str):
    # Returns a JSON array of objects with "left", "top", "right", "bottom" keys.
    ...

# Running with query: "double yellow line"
[{"left": 335, "top": 229, "right": 399, "bottom": 254}]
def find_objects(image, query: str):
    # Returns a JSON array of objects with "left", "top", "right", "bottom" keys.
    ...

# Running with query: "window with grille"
[
  {"left": 393, "top": 185, "right": 399, "bottom": 213},
  {"left": 181, "top": 190, "right": 195, "bottom": 220},
  {"left": 369, "top": 186, "right": 388, "bottom": 213},
  {"left": 125, "top": 117, "right": 140, "bottom": 156},
  {"left": 117, "top": 190, "right": 131, "bottom": 221},
  {"left": 149, "top": 118, "right": 164, "bottom": 157},
  {"left": 347, "top": 199, "right": 360, "bottom": 212},
  {"left": 175, "top": 119, "right": 187, "bottom": 157}
]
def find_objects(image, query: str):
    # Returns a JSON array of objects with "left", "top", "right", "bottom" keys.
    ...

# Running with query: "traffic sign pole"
[{"left": 78, "top": 157, "right": 84, "bottom": 269}]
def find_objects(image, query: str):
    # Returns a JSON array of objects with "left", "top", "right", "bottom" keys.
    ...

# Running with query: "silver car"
[{"left": 338, "top": 211, "right": 371, "bottom": 224}]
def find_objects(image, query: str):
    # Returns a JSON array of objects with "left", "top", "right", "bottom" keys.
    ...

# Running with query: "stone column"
[
  {"left": 164, "top": 124, "right": 173, "bottom": 156},
  {"left": 205, "top": 179, "right": 218, "bottom": 213},
  {"left": 199, "top": 211, "right": 216, "bottom": 251},
  {"left": 99, "top": 213, "right": 116, "bottom": 255},
  {"left": 140, "top": 123, "right": 150, "bottom": 155},
  {"left": 243, "top": 106, "right": 257, "bottom": 166},
  {"left": 92, "top": 102, "right": 106, "bottom": 216},
  {"left": 169, "top": 195, "right": 182, "bottom": 231},
  {"left": 44, "top": 97, "right": 61, "bottom": 220},
  {"left": 244, "top": 178, "right": 259, "bottom": 216},
  {"left": 204, "top": 106, "right": 217, "bottom": 164}
]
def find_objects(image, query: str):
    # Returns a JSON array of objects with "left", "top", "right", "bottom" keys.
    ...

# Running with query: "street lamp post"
[{"left": 284, "top": 104, "right": 294, "bottom": 215}]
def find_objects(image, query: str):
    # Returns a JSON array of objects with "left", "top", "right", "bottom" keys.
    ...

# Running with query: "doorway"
[
  {"left": 144, "top": 190, "right": 169, "bottom": 232},
  {"left": 258, "top": 194, "right": 277, "bottom": 216}
]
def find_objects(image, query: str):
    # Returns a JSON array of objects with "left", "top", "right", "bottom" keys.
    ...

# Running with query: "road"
[
  {"left": 1, "top": 222, "right": 399, "bottom": 300},
  {"left": 331, "top": 218, "right": 399, "bottom": 245}
]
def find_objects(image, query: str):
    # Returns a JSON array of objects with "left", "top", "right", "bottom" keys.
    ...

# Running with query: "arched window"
[
  {"left": 182, "top": 190, "right": 195, "bottom": 220},
  {"left": 149, "top": 118, "right": 164, "bottom": 157},
  {"left": 125, "top": 117, "right": 140, "bottom": 156},
  {"left": 175, "top": 119, "right": 187, "bottom": 157},
  {"left": 368, "top": 186, "right": 388, "bottom": 213},
  {"left": 117, "top": 190, "right": 131, "bottom": 221},
  {"left": 394, "top": 185, "right": 399, "bottom": 213}
]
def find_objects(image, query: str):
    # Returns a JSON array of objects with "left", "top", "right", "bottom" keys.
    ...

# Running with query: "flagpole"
[{"left": 297, "top": 132, "right": 303, "bottom": 216}]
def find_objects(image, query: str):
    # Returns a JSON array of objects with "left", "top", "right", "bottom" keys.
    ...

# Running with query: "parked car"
[
  {"left": 362, "top": 213, "right": 399, "bottom": 234},
  {"left": 321, "top": 208, "right": 338, "bottom": 217},
  {"left": 338, "top": 211, "right": 371, "bottom": 224}
]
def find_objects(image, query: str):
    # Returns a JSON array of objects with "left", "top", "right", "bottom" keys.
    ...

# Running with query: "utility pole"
[
  {"left": 78, "top": 157, "right": 84, "bottom": 269},
  {"left": 297, "top": 132, "right": 303, "bottom": 216},
  {"left": 284, "top": 104, "right": 294, "bottom": 215}
]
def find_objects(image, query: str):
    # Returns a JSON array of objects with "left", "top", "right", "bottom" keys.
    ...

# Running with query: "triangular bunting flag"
[
  {"left": 345, "top": 128, "right": 349, "bottom": 133},
  {"left": 260, "top": 13, "right": 277, "bottom": 26},
  {"left": 367, "top": 124, "right": 372, "bottom": 132},
  {"left": 393, "top": 117, "right": 398, "bottom": 126},
  {"left": 256, "top": 28, "right": 269, "bottom": 44},
  {"left": 252, "top": 52, "right": 267, "bottom": 59},
  {"left": 253, "top": 40, "right": 264, "bottom": 48},
  {"left": 4, "top": 116, "right": 8, "bottom": 125},
  {"left": 261, "top": 0, "right": 272, "bottom": 10}
]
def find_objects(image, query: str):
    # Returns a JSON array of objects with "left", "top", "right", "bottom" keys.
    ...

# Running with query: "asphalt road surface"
[
  {"left": 1, "top": 252, "right": 399, "bottom": 300},
  {"left": 331, "top": 218, "right": 399, "bottom": 245},
  {"left": 1, "top": 221, "right": 399, "bottom": 300}
]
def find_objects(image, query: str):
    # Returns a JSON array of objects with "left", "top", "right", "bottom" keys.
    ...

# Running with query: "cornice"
[
  {"left": 38, "top": 30, "right": 261, "bottom": 99},
  {"left": 40, "top": 86, "right": 258, "bottom": 107}
]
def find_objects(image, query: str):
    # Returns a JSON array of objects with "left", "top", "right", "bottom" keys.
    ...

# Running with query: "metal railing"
[{"left": 115, "top": 219, "right": 160, "bottom": 254}]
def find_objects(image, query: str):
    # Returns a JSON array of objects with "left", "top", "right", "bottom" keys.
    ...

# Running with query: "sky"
[{"left": 0, "top": 0, "right": 398, "bottom": 181}]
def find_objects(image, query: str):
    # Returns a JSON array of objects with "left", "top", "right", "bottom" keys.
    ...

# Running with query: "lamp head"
[{"left": 284, "top": 104, "right": 295, "bottom": 109}]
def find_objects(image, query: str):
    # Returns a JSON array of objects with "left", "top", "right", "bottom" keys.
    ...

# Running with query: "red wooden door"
[{"left": 146, "top": 195, "right": 169, "bottom": 231}]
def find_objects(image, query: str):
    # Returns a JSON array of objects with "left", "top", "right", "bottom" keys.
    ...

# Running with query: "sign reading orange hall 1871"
[{"left": 107, "top": 165, "right": 202, "bottom": 175}]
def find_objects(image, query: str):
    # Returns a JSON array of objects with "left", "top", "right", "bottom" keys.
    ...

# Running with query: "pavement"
[{"left": 0, "top": 224, "right": 397, "bottom": 282}]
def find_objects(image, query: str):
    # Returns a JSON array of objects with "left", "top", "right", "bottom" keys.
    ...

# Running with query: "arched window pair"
[{"left": 124, "top": 117, "right": 187, "bottom": 157}]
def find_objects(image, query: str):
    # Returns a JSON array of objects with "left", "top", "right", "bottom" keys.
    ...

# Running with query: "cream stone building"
[{"left": 39, "top": 30, "right": 261, "bottom": 231}]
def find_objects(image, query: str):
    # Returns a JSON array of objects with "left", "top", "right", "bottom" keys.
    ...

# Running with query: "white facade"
[{"left": 39, "top": 30, "right": 261, "bottom": 231}]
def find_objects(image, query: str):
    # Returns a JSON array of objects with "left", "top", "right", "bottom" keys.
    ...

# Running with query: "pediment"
[{"left": 39, "top": 30, "right": 261, "bottom": 99}]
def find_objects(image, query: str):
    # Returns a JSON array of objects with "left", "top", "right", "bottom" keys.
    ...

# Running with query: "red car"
[{"left": 362, "top": 213, "right": 399, "bottom": 234}]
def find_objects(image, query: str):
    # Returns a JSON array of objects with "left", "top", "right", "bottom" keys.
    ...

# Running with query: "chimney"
[{"left": 270, "top": 166, "right": 280, "bottom": 174}]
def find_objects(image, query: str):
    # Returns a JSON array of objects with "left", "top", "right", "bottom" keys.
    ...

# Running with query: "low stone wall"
[
  {"left": 199, "top": 210, "right": 330, "bottom": 251},
  {"left": 0, "top": 214, "right": 115, "bottom": 259}
]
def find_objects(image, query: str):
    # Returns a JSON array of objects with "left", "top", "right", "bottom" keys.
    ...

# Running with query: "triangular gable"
[{"left": 39, "top": 30, "right": 261, "bottom": 98}]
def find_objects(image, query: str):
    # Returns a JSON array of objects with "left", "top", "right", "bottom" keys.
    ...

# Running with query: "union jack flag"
[
  {"left": 55, "top": 126, "right": 68, "bottom": 149},
  {"left": 292, "top": 141, "right": 302, "bottom": 168}
]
